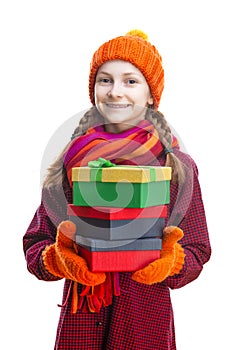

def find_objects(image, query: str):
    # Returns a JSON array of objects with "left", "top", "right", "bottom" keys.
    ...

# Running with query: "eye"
[
  {"left": 97, "top": 77, "right": 112, "bottom": 85},
  {"left": 101, "top": 78, "right": 110, "bottom": 83},
  {"left": 128, "top": 79, "right": 136, "bottom": 85}
]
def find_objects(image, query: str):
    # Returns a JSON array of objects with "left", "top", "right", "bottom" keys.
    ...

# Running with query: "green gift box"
[{"left": 72, "top": 164, "right": 171, "bottom": 208}]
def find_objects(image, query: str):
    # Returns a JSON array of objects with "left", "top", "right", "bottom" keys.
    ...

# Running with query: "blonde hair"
[
  {"left": 145, "top": 107, "right": 185, "bottom": 183},
  {"left": 43, "top": 106, "right": 185, "bottom": 188}
]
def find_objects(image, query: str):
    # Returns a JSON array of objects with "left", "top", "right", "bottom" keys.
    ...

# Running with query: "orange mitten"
[
  {"left": 132, "top": 226, "right": 185, "bottom": 285},
  {"left": 169, "top": 241, "right": 186, "bottom": 276},
  {"left": 42, "top": 221, "right": 106, "bottom": 286}
]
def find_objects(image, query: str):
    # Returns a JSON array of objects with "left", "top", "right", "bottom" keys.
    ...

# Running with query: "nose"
[{"left": 107, "top": 82, "right": 123, "bottom": 98}]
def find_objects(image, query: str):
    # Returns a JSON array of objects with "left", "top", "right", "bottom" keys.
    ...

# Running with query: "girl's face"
[{"left": 94, "top": 60, "right": 153, "bottom": 133}]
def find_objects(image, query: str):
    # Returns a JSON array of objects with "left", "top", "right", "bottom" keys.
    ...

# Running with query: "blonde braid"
[
  {"left": 43, "top": 107, "right": 103, "bottom": 188},
  {"left": 71, "top": 107, "right": 104, "bottom": 139},
  {"left": 145, "top": 109, "right": 185, "bottom": 183}
]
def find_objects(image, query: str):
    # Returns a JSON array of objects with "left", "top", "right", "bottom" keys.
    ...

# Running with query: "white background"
[{"left": 1, "top": 0, "right": 232, "bottom": 349}]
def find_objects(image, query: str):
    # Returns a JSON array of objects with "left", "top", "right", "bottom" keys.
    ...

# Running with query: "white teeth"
[{"left": 106, "top": 104, "right": 130, "bottom": 108}]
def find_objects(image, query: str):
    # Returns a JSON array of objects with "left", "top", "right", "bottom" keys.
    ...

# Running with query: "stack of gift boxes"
[{"left": 68, "top": 160, "right": 171, "bottom": 272}]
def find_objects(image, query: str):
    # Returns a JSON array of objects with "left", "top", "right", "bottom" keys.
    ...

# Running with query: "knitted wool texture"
[
  {"left": 132, "top": 226, "right": 185, "bottom": 284},
  {"left": 43, "top": 221, "right": 106, "bottom": 286},
  {"left": 89, "top": 29, "right": 164, "bottom": 109}
]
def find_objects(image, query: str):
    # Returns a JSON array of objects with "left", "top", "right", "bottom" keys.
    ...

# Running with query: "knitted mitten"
[
  {"left": 132, "top": 226, "right": 185, "bottom": 285},
  {"left": 42, "top": 221, "right": 106, "bottom": 286},
  {"left": 169, "top": 241, "right": 186, "bottom": 276}
]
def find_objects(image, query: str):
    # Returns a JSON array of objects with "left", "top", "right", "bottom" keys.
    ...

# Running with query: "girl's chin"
[
  {"left": 103, "top": 114, "right": 130, "bottom": 124},
  {"left": 104, "top": 122, "right": 133, "bottom": 133},
  {"left": 102, "top": 109, "right": 130, "bottom": 118}
]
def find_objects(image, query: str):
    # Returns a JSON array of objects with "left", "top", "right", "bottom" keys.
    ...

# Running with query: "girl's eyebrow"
[
  {"left": 122, "top": 72, "right": 141, "bottom": 77},
  {"left": 97, "top": 71, "right": 111, "bottom": 76}
]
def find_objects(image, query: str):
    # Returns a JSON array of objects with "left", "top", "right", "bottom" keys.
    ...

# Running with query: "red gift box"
[{"left": 79, "top": 246, "right": 160, "bottom": 272}]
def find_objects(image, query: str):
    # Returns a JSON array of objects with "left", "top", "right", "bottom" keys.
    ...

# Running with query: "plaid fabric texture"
[{"left": 23, "top": 150, "right": 211, "bottom": 350}]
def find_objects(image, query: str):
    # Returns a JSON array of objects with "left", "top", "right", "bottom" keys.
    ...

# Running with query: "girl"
[{"left": 23, "top": 30, "right": 211, "bottom": 349}]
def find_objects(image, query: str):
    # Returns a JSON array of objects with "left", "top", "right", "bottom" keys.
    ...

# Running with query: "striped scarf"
[{"left": 64, "top": 119, "right": 179, "bottom": 186}]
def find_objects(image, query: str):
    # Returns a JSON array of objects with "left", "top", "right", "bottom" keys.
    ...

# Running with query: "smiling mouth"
[{"left": 105, "top": 103, "right": 131, "bottom": 108}]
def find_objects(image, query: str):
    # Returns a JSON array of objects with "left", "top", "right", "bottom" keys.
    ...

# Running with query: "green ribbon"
[{"left": 88, "top": 157, "right": 116, "bottom": 168}]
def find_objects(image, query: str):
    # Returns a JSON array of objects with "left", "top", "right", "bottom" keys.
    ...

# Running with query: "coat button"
[{"left": 96, "top": 321, "right": 102, "bottom": 326}]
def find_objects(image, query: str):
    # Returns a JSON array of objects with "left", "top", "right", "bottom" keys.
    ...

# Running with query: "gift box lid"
[
  {"left": 75, "top": 235, "right": 162, "bottom": 251},
  {"left": 72, "top": 165, "right": 171, "bottom": 183},
  {"left": 67, "top": 204, "right": 168, "bottom": 220}
]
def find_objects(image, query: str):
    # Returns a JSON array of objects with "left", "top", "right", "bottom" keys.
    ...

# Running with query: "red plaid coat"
[{"left": 23, "top": 150, "right": 211, "bottom": 350}]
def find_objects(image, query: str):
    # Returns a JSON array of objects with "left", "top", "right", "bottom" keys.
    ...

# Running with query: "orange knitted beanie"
[{"left": 89, "top": 29, "right": 164, "bottom": 109}]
